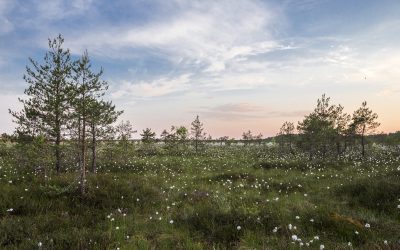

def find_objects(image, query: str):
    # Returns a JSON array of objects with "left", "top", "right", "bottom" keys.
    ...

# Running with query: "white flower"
[
  {"left": 397, "top": 204, "right": 400, "bottom": 209},
  {"left": 320, "top": 244, "right": 325, "bottom": 250},
  {"left": 314, "top": 236, "right": 319, "bottom": 240},
  {"left": 38, "top": 242, "right": 43, "bottom": 247},
  {"left": 272, "top": 227, "right": 278, "bottom": 233},
  {"left": 348, "top": 242, "right": 352, "bottom": 246},
  {"left": 310, "top": 219, "right": 314, "bottom": 222},
  {"left": 295, "top": 216, "right": 300, "bottom": 220},
  {"left": 169, "top": 220, "right": 174, "bottom": 224},
  {"left": 288, "top": 224, "right": 293, "bottom": 230},
  {"left": 365, "top": 223, "right": 370, "bottom": 228},
  {"left": 237, "top": 226, "right": 241, "bottom": 230},
  {"left": 291, "top": 235, "right": 298, "bottom": 241},
  {"left": 6, "top": 208, "right": 13, "bottom": 212},
  {"left": 383, "top": 240, "right": 388, "bottom": 245},
  {"left": 355, "top": 231, "right": 359, "bottom": 235},
  {"left": 115, "top": 226, "right": 119, "bottom": 230}
]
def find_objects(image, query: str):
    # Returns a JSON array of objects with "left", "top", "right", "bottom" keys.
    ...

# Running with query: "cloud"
[
  {"left": 0, "top": 0, "right": 14, "bottom": 34},
  {"left": 196, "top": 102, "right": 308, "bottom": 122},
  {"left": 66, "top": 0, "right": 281, "bottom": 68},
  {"left": 209, "top": 103, "right": 263, "bottom": 113},
  {"left": 35, "top": 0, "right": 94, "bottom": 21},
  {"left": 265, "top": 110, "right": 309, "bottom": 118},
  {"left": 0, "top": 93, "right": 22, "bottom": 133},
  {"left": 111, "top": 74, "right": 191, "bottom": 99}
]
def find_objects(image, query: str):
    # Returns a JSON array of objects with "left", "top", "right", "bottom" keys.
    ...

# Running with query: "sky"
[{"left": 0, "top": 0, "right": 399, "bottom": 138}]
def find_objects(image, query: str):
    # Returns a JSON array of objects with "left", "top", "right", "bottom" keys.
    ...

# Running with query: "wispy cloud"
[
  {"left": 66, "top": 0, "right": 280, "bottom": 66},
  {"left": 111, "top": 74, "right": 191, "bottom": 99},
  {"left": 208, "top": 103, "right": 263, "bottom": 113},
  {"left": 196, "top": 102, "right": 308, "bottom": 122},
  {"left": 34, "top": 0, "right": 94, "bottom": 21},
  {"left": 0, "top": 0, "right": 14, "bottom": 34}
]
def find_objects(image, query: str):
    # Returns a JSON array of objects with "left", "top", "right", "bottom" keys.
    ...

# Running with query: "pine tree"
[
  {"left": 331, "top": 105, "right": 351, "bottom": 155},
  {"left": 297, "top": 94, "right": 337, "bottom": 159},
  {"left": 242, "top": 130, "right": 253, "bottom": 146},
  {"left": 9, "top": 34, "right": 73, "bottom": 173},
  {"left": 141, "top": 128, "right": 156, "bottom": 143},
  {"left": 279, "top": 121, "right": 295, "bottom": 153},
  {"left": 116, "top": 120, "right": 136, "bottom": 160},
  {"left": 88, "top": 100, "right": 122, "bottom": 173},
  {"left": 351, "top": 101, "right": 380, "bottom": 157},
  {"left": 190, "top": 115, "right": 205, "bottom": 153},
  {"left": 71, "top": 50, "right": 109, "bottom": 193},
  {"left": 160, "top": 129, "right": 169, "bottom": 144}
]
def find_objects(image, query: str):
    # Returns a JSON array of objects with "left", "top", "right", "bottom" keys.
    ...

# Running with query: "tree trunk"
[
  {"left": 81, "top": 119, "right": 86, "bottom": 194},
  {"left": 55, "top": 132, "right": 61, "bottom": 173},
  {"left": 361, "top": 125, "right": 365, "bottom": 158},
  {"left": 91, "top": 123, "right": 97, "bottom": 173},
  {"left": 81, "top": 91, "right": 87, "bottom": 195},
  {"left": 336, "top": 141, "right": 341, "bottom": 156},
  {"left": 77, "top": 117, "right": 82, "bottom": 171},
  {"left": 289, "top": 136, "right": 294, "bottom": 155}
]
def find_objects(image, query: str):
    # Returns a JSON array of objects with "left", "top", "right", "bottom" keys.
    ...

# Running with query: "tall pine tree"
[
  {"left": 9, "top": 34, "right": 73, "bottom": 173},
  {"left": 71, "top": 50, "right": 109, "bottom": 193}
]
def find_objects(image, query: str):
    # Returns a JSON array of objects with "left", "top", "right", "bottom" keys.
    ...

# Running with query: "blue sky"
[{"left": 1, "top": 0, "right": 399, "bottom": 137}]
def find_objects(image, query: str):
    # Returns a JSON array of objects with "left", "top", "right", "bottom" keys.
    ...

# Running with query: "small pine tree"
[
  {"left": 88, "top": 100, "right": 122, "bottom": 173},
  {"left": 160, "top": 129, "right": 169, "bottom": 144},
  {"left": 191, "top": 115, "right": 206, "bottom": 153},
  {"left": 351, "top": 101, "right": 380, "bottom": 157},
  {"left": 279, "top": 121, "right": 295, "bottom": 153},
  {"left": 141, "top": 128, "right": 156, "bottom": 143}
]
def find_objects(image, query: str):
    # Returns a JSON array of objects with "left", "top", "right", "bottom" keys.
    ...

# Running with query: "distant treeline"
[{"left": 1, "top": 132, "right": 399, "bottom": 145}]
